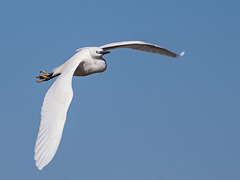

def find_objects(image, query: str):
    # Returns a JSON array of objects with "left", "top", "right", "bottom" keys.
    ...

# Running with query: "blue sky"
[{"left": 0, "top": 0, "right": 239, "bottom": 179}]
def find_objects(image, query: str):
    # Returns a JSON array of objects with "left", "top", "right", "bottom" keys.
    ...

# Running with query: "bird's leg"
[{"left": 36, "top": 70, "right": 60, "bottom": 83}]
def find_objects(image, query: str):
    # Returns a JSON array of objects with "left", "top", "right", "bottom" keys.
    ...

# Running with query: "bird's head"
[{"left": 89, "top": 47, "right": 111, "bottom": 59}]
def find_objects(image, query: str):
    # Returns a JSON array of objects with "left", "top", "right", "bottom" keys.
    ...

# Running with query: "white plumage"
[{"left": 34, "top": 41, "right": 184, "bottom": 170}]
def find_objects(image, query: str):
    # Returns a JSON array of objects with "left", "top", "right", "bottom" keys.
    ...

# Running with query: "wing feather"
[
  {"left": 34, "top": 52, "right": 83, "bottom": 170},
  {"left": 34, "top": 74, "right": 73, "bottom": 170},
  {"left": 100, "top": 41, "right": 184, "bottom": 58}
]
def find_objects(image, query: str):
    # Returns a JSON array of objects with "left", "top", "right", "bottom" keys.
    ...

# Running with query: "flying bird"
[{"left": 34, "top": 41, "right": 185, "bottom": 170}]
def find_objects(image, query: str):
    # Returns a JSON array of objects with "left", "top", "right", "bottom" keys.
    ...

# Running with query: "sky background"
[{"left": 0, "top": 0, "right": 239, "bottom": 179}]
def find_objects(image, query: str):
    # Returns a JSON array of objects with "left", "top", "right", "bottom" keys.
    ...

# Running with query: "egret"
[{"left": 34, "top": 41, "right": 184, "bottom": 170}]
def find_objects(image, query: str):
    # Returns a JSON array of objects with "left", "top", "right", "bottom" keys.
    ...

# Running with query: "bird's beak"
[{"left": 99, "top": 51, "right": 111, "bottom": 55}]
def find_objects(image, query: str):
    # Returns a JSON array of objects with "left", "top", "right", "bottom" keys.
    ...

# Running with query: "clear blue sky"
[{"left": 0, "top": 0, "right": 239, "bottom": 179}]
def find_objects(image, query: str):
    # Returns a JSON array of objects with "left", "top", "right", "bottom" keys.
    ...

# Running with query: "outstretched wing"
[
  {"left": 34, "top": 52, "right": 83, "bottom": 170},
  {"left": 100, "top": 41, "right": 184, "bottom": 58}
]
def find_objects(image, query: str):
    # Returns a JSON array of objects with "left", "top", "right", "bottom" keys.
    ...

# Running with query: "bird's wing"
[
  {"left": 100, "top": 41, "right": 184, "bottom": 58},
  {"left": 34, "top": 53, "right": 82, "bottom": 170}
]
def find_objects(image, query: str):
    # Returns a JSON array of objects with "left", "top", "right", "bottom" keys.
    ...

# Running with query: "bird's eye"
[{"left": 96, "top": 51, "right": 100, "bottom": 54}]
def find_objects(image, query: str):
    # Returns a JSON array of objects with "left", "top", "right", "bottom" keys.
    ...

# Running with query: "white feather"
[
  {"left": 34, "top": 52, "right": 84, "bottom": 170},
  {"left": 99, "top": 41, "right": 183, "bottom": 57},
  {"left": 180, "top": 51, "right": 185, "bottom": 56}
]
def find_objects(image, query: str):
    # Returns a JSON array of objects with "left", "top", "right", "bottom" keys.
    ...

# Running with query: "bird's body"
[
  {"left": 34, "top": 41, "right": 184, "bottom": 170},
  {"left": 53, "top": 47, "right": 108, "bottom": 77}
]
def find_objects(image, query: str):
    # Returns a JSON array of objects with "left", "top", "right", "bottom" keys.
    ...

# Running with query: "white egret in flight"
[{"left": 34, "top": 41, "right": 185, "bottom": 170}]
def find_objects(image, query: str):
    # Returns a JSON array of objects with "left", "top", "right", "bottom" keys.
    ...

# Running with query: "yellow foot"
[
  {"left": 36, "top": 70, "right": 52, "bottom": 83},
  {"left": 40, "top": 70, "right": 50, "bottom": 76},
  {"left": 36, "top": 70, "right": 60, "bottom": 83},
  {"left": 36, "top": 79, "right": 46, "bottom": 83}
]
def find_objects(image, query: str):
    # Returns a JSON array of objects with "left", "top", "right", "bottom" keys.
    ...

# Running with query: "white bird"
[{"left": 34, "top": 41, "right": 185, "bottom": 170}]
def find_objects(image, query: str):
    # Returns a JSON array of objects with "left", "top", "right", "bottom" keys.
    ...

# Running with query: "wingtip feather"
[{"left": 180, "top": 51, "right": 185, "bottom": 56}]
